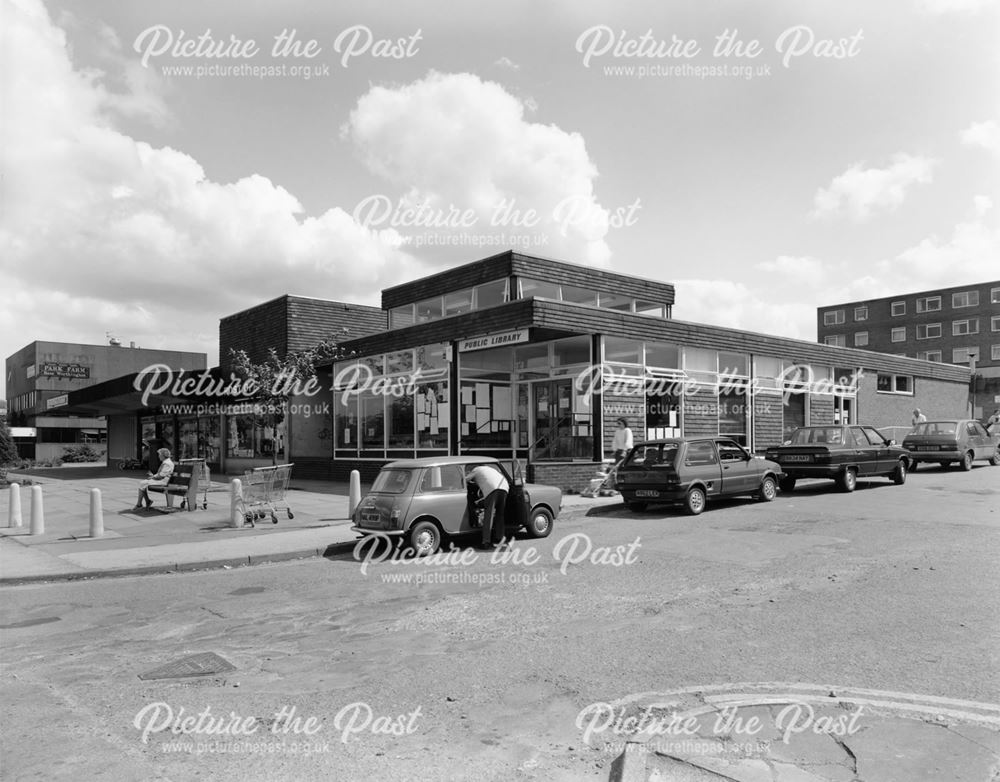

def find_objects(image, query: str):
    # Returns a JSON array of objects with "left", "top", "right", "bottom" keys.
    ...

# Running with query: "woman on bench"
[{"left": 133, "top": 448, "right": 174, "bottom": 510}]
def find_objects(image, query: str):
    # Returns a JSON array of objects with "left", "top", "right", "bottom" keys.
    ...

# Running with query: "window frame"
[
  {"left": 916, "top": 323, "right": 942, "bottom": 340},
  {"left": 823, "top": 310, "right": 846, "bottom": 326},
  {"left": 891, "top": 301, "right": 906, "bottom": 317},
  {"left": 952, "top": 291, "right": 979, "bottom": 308},
  {"left": 915, "top": 296, "right": 941, "bottom": 313},
  {"left": 890, "top": 327, "right": 906, "bottom": 343}
]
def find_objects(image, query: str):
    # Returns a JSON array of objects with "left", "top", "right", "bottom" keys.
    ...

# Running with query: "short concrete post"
[
  {"left": 230, "top": 478, "right": 244, "bottom": 528},
  {"left": 30, "top": 485, "right": 44, "bottom": 536},
  {"left": 8, "top": 483, "right": 23, "bottom": 528},
  {"left": 349, "top": 470, "right": 361, "bottom": 518},
  {"left": 89, "top": 488, "right": 104, "bottom": 538}
]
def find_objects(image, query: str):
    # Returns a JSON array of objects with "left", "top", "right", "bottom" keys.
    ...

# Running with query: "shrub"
[
  {"left": 60, "top": 445, "right": 103, "bottom": 463},
  {"left": 0, "top": 419, "right": 17, "bottom": 466}
]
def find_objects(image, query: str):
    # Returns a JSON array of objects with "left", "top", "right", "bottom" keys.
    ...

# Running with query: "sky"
[{"left": 1, "top": 0, "right": 998, "bottom": 370}]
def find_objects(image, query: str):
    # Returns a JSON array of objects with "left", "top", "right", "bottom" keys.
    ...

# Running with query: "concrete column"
[
  {"left": 30, "top": 485, "right": 44, "bottom": 536},
  {"left": 8, "top": 483, "right": 23, "bottom": 528},
  {"left": 349, "top": 470, "right": 361, "bottom": 517},
  {"left": 230, "top": 478, "right": 244, "bottom": 528},
  {"left": 89, "top": 488, "right": 104, "bottom": 538}
]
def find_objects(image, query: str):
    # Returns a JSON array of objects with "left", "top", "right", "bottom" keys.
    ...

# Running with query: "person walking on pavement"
[
  {"left": 466, "top": 464, "right": 509, "bottom": 549},
  {"left": 134, "top": 448, "right": 174, "bottom": 509}
]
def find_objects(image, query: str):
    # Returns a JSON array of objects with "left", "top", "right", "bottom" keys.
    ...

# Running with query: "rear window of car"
[
  {"left": 788, "top": 428, "right": 845, "bottom": 445},
  {"left": 912, "top": 422, "right": 957, "bottom": 436},
  {"left": 371, "top": 469, "right": 414, "bottom": 494}
]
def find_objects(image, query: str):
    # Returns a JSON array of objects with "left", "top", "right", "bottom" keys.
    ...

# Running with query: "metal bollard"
[
  {"left": 349, "top": 470, "right": 361, "bottom": 518},
  {"left": 89, "top": 488, "right": 104, "bottom": 538},
  {"left": 8, "top": 483, "right": 23, "bottom": 528},
  {"left": 230, "top": 478, "right": 244, "bottom": 528},
  {"left": 30, "top": 485, "right": 44, "bottom": 535}
]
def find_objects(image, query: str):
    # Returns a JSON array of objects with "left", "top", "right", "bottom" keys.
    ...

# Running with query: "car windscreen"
[
  {"left": 370, "top": 468, "right": 413, "bottom": 494},
  {"left": 622, "top": 444, "right": 678, "bottom": 467}
]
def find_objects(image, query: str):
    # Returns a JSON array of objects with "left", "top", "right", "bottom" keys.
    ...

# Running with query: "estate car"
[
  {"left": 902, "top": 419, "right": 1000, "bottom": 470},
  {"left": 614, "top": 437, "right": 784, "bottom": 515},
  {"left": 765, "top": 425, "right": 910, "bottom": 493},
  {"left": 351, "top": 456, "right": 562, "bottom": 555}
]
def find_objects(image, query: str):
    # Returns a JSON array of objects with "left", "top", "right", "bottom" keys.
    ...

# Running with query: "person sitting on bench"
[{"left": 134, "top": 448, "right": 174, "bottom": 509}]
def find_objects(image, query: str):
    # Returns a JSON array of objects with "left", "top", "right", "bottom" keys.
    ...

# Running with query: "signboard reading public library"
[{"left": 458, "top": 329, "right": 529, "bottom": 352}]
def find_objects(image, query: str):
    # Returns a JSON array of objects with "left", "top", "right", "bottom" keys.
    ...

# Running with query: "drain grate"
[{"left": 139, "top": 651, "right": 236, "bottom": 680}]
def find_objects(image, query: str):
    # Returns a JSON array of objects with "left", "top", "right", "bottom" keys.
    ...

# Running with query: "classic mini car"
[
  {"left": 351, "top": 456, "right": 562, "bottom": 555},
  {"left": 765, "top": 425, "right": 910, "bottom": 493},
  {"left": 902, "top": 419, "right": 1000, "bottom": 470},
  {"left": 614, "top": 438, "right": 784, "bottom": 515}
]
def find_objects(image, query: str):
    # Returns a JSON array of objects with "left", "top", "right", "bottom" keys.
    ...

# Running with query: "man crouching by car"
[{"left": 466, "top": 464, "right": 509, "bottom": 549}]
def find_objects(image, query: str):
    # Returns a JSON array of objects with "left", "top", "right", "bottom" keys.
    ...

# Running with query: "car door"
[
  {"left": 848, "top": 427, "right": 880, "bottom": 476},
  {"left": 968, "top": 421, "right": 990, "bottom": 459},
  {"left": 715, "top": 439, "right": 758, "bottom": 494},
  {"left": 416, "top": 464, "right": 474, "bottom": 534},
  {"left": 500, "top": 459, "right": 529, "bottom": 530},
  {"left": 859, "top": 426, "right": 894, "bottom": 475},
  {"left": 681, "top": 440, "right": 723, "bottom": 498}
]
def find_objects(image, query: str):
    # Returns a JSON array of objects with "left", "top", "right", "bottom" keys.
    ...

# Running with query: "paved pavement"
[
  {"left": 0, "top": 464, "right": 613, "bottom": 584},
  {"left": 2, "top": 465, "right": 998, "bottom": 781}
]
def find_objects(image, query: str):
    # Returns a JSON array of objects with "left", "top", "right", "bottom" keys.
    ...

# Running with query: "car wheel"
[
  {"left": 524, "top": 507, "right": 553, "bottom": 538},
  {"left": 990, "top": 448, "right": 1000, "bottom": 466},
  {"left": 758, "top": 476, "right": 777, "bottom": 502},
  {"left": 891, "top": 460, "right": 907, "bottom": 485},
  {"left": 960, "top": 451, "right": 974, "bottom": 471},
  {"left": 408, "top": 520, "right": 441, "bottom": 556},
  {"left": 684, "top": 487, "right": 706, "bottom": 516},
  {"left": 625, "top": 501, "right": 647, "bottom": 512},
  {"left": 838, "top": 468, "right": 857, "bottom": 493},
  {"left": 778, "top": 476, "right": 796, "bottom": 493}
]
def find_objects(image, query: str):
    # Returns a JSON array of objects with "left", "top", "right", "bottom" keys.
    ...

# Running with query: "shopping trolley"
[{"left": 236, "top": 463, "right": 295, "bottom": 526}]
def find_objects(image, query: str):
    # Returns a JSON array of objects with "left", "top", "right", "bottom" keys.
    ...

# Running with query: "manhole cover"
[
  {"left": 139, "top": 652, "right": 236, "bottom": 680},
  {"left": 229, "top": 587, "right": 266, "bottom": 596},
  {"left": 0, "top": 616, "right": 61, "bottom": 629}
]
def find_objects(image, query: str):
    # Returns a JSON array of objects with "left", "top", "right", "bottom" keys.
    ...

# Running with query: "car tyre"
[
  {"left": 684, "top": 486, "right": 706, "bottom": 516},
  {"left": 408, "top": 520, "right": 442, "bottom": 556},
  {"left": 960, "top": 451, "right": 974, "bottom": 471},
  {"left": 891, "top": 460, "right": 907, "bottom": 485},
  {"left": 838, "top": 467, "right": 857, "bottom": 493},
  {"left": 524, "top": 507, "right": 553, "bottom": 538},
  {"left": 758, "top": 475, "right": 777, "bottom": 502},
  {"left": 625, "top": 501, "right": 648, "bottom": 512},
  {"left": 990, "top": 448, "right": 1000, "bottom": 466},
  {"left": 778, "top": 476, "right": 796, "bottom": 493}
]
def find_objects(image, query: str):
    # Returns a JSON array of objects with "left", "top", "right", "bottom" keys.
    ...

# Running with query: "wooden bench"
[{"left": 147, "top": 461, "right": 201, "bottom": 512}]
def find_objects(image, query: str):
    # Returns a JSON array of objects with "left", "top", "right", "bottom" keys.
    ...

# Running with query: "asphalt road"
[{"left": 1, "top": 464, "right": 998, "bottom": 781}]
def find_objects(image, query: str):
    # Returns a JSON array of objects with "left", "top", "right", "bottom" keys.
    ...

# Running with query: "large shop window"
[
  {"left": 645, "top": 380, "right": 680, "bottom": 439},
  {"left": 719, "top": 387, "right": 749, "bottom": 446},
  {"left": 227, "top": 414, "right": 285, "bottom": 459},
  {"left": 460, "top": 381, "right": 512, "bottom": 448},
  {"left": 782, "top": 393, "right": 807, "bottom": 441}
]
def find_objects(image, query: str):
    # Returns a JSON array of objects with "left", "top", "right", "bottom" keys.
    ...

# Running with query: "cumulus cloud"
[
  {"left": 960, "top": 119, "right": 1000, "bottom": 156},
  {"left": 0, "top": 0, "right": 411, "bottom": 364},
  {"left": 343, "top": 71, "right": 612, "bottom": 264},
  {"left": 811, "top": 154, "right": 937, "bottom": 221}
]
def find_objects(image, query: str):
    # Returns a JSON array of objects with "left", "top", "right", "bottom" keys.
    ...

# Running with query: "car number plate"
[
  {"left": 360, "top": 510, "right": 380, "bottom": 525},
  {"left": 635, "top": 489, "right": 660, "bottom": 498},
  {"left": 917, "top": 446, "right": 939, "bottom": 451},
  {"left": 783, "top": 455, "right": 813, "bottom": 462}
]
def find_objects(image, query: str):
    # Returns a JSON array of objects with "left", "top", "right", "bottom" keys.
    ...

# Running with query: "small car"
[
  {"left": 765, "top": 425, "right": 909, "bottom": 493},
  {"left": 614, "top": 437, "right": 784, "bottom": 515},
  {"left": 351, "top": 456, "right": 562, "bottom": 555},
  {"left": 902, "top": 419, "right": 1000, "bottom": 470}
]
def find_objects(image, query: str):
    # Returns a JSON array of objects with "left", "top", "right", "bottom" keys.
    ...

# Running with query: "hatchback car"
[
  {"left": 351, "top": 456, "right": 562, "bottom": 555},
  {"left": 614, "top": 437, "right": 783, "bottom": 515},
  {"left": 902, "top": 419, "right": 1000, "bottom": 470},
  {"left": 765, "top": 425, "right": 909, "bottom": 492}
]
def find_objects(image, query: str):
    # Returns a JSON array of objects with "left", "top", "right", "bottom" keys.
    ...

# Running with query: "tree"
[
  {"left": 227, "top": 337, "right": 346, "bottom": 465},
  {"left": 0, "top": 417, "right": 18, "bottom": 467}
]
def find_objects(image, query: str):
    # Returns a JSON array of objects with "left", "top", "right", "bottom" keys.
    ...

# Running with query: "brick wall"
[
  {"left": 810, "top": 395, "right": 835, "bottom": 425},
  {"left": 856, "top": 373, "right": 969, "bottom": 428},
  {"left": 530, "top": 462, "right": 605, "bottom": 494},
  {"left": 753, "top": 390, "right": 783, "bottom": 449},
  {"left": 683, "top": 385, "right": 719, "bottom": 437}
]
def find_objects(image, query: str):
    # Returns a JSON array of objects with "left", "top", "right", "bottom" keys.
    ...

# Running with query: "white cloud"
[
  {"left": 494, "top": 56, "right": 520, "bottom": 70},
  {"left": 0, "top": 0, "right": 412, "bottom": 366},
  {"left": 343, "top": 71, "right": 612, "bottom": 264},
  {"left": 960, "top": 119, "right": 1000, "bottom": 157},
  {"left": 811, "top": 154, "right": 937, "bottom": 221},
  {"left": 671, "top": 279, "right": 817, "bottom": 341}
]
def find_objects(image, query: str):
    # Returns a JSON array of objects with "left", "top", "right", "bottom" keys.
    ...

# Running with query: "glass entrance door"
[{"left": 532, "top": 379, "right": 592, "bottom": 460}]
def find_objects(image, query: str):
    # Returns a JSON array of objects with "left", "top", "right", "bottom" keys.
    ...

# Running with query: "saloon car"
[
  {"left": 765, "top": 425, "right": 909, "bottom": 493},
  {"left": 901, "top": 419, "right": 1000, "bottom": 470},
  {"left": 614, "top": 437, "right": 784, "bottom": 515},
  {"left": 351, "top": 456, "right": 562, "bottom": 555}
]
